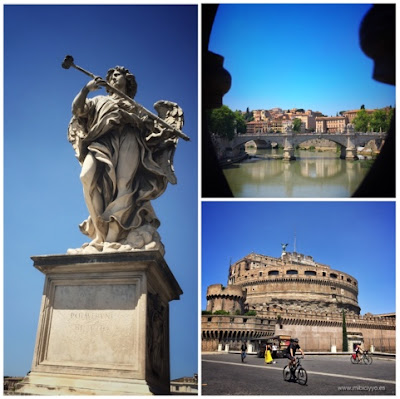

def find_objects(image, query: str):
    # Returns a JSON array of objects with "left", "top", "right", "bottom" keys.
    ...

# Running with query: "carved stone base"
[{"left": 15, "top": 251, "right": 182, "bottom": 396}]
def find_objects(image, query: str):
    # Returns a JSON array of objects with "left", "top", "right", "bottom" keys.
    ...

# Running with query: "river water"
[{"left": 222, "top": 149, "right": 373, "bottom": 198}]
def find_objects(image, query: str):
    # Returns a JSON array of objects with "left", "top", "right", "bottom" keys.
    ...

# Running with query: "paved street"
[{"left": 202, "top": 353, "right": 395, "bottom": 395}]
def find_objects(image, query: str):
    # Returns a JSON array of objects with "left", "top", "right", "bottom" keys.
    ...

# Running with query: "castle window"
[
  {"left": 331, "top": 286, "right": 336, "bottom": 290},
  {"left": 322, "top": 272, "right": 326, "bottom": 277},
  {"left": 268, "top": 270, "right": 279, "bottom": 276},
  {"left": 330, "top": 273, "right": 338, "bottom": 279},
  {"left": 347, "top": 278, "right": 352, "bottom": 283},
  {"left": 286, "top": 270, "right": 298, "bottom": 275},
  {"left": 332, "top": 294, "right": 336, "bottom": 299},
  {"left": 243, "top": 318, "right": 247, "bottom": 323},
  {"left": 259, "top": 272, "right": 262, "bottom": 276},
  {"left": 305, "top": 270, "right": 316, "bottom": 276},
  {"left": 208, "top": 317, "right": 212, "bottom": 322}
]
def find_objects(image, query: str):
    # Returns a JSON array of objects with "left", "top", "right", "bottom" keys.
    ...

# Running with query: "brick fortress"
[{"left": 202, "top": 249, "right": 395, "bottom": 353}]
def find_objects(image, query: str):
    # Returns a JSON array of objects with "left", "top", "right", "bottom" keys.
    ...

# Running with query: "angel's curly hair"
[{"left": 106, "top": 66, "right": 138, "bottom": 98}]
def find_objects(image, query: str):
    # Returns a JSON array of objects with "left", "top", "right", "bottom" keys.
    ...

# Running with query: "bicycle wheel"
[
  {"left": 296, "top": 367, "right": 308, "bottom": 385},
  {"left": 363, "top": 355, "right": 373, "bottom": 365},
  {"left": 283, "top": 366, "right": 291, "bottom": 381},
  {"left": 350, "top": 355, "right": 357, "bottom": 364}
]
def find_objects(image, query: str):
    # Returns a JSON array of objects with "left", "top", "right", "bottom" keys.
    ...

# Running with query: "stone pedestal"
[{"left": 16, "top": 250, "right": 182, "bottom": 395}]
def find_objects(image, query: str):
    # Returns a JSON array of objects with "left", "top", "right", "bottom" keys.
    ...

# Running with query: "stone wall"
[
  {"left": 277, "top": 324, "right": 343, "bottom": 351},
  {"left": 276, "top": 322, "right": 395, "bottom": 352},
  {"left": 201, "top": 315, "right": 275, "bottom": 351},
  {"left": 201, "top": 311, "right": 395, "bottom": 353}
]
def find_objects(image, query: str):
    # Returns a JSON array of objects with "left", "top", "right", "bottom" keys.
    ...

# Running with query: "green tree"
[
  {"left": 244, "top": 107, "right": 254, "bottom": 122},
  {"left": 292, "top": 118, "right": 302, "bottom": 132},
  {"left": 342, "top": 309, "right": 348, "bottom": 352},
  {"left": 387, "top": 107, "right": 395, "bottom": 129},
  {"left": 209, "top": 105, "right": 236, "bottom": 140},
  {"left": 234, "top": 110, "right": 247, "bottom": 134},
  {"left": 353, "top": 109, "right": 371, "bottom": 132},
  {"left": 370, "top": 109, "right": 388, "bottom": 132}
]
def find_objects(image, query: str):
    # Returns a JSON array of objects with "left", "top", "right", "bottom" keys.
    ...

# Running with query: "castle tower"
[
  {"left": 228, "top": 252, "right": 360, "bottom": 315},
  {"left": 206, "top": 284, "right": 246, "bottom": 314}
]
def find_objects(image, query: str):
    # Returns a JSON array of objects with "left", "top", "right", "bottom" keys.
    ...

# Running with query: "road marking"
[{"left": 202, "top": 359, "right": 396, "bottom": 385}]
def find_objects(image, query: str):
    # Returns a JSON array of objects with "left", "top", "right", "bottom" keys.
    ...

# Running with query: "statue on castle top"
[{"left": 281, "top": 243, "right": 289, "bottom": 252}]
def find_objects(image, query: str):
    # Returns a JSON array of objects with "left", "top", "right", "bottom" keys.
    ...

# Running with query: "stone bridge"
[{"left": 216, "top": 129, "right": 387, "bottom": 160}]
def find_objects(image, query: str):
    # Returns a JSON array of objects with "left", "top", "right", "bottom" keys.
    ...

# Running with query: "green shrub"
[
  {"left": 213, "top": 310, "right": 230, "bottom": 315},
  {"left": 244, "top": 310, "right": 257, "bottom": 316}
]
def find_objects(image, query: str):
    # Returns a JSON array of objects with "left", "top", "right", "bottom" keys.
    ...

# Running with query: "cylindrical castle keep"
[
  {"left": 206, "top": 284, "right": 246, "bottom": 314},
  {"left": 227, "top": 251, "right": 360, "bottom": 315}
]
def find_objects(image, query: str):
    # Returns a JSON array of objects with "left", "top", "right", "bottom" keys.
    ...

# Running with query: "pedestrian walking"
[
  {"left": 265, "top": 344, "right": 275, "bottom": 364},
  {"left": 241, "top": 342, "right": 247, "bottom": 362}
]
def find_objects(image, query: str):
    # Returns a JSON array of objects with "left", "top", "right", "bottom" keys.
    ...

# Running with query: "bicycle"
[
  {"left": 283, "top": 356, "right": 307, "bottom": 385},
  {"left": 350, "top": 350, "right": 373, "bottom": 365}
]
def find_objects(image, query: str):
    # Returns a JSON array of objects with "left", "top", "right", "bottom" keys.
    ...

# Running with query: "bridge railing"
[{"left": 241, "top": 131, "right": 386, "bottom": 137}]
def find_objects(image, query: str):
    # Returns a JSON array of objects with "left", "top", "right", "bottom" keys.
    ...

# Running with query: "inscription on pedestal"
[{"left": 46, "top": 283, "right": 140, "bottom": 366}]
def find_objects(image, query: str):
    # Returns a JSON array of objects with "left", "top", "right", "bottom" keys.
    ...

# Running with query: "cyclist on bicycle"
[
  {"left": 355, "top": 343, "right": 363, "bottom": 361},
  {"left": 285, "top": 338, "right": 304, "bottom": 379}
]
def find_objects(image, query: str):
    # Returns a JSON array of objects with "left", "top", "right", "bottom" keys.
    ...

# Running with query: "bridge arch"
[{"left": 293, "top": 135, "right": 347, "bottom": 149}]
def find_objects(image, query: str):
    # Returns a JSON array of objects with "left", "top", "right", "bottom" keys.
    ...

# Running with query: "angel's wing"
[{"left": 147, "top": 100, "right": 185, "bottom": 185}]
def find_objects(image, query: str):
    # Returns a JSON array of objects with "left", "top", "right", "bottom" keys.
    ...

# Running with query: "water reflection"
[{"left": 223, "top": 149, "right": 372, "bottom": 197}]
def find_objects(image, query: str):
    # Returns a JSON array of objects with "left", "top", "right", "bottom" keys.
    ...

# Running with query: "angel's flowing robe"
[{"left": 68, "top": 95, "right": 178, "bottom": 243}]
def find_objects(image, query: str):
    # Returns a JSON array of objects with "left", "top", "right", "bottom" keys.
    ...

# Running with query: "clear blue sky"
[
  {"left": 4, "top": 5, "right": 198, "bottom": 380},
  {"left": 202, "top": 202, "right": 395, "bottom": 316},
  {"left": 209, "top": 4, "right": 395, "bottom": 116}
]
